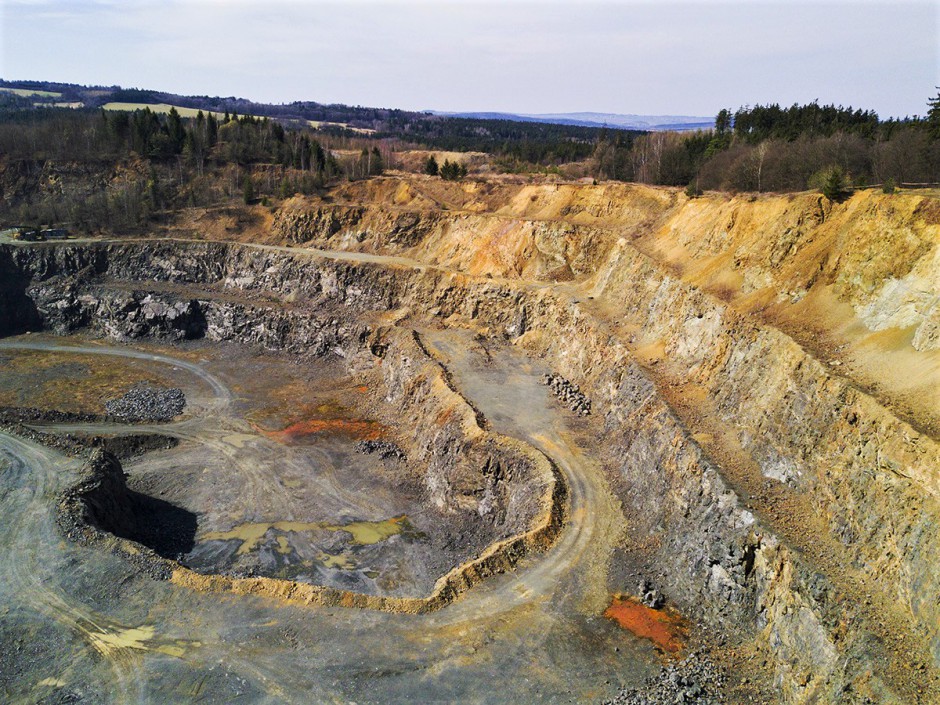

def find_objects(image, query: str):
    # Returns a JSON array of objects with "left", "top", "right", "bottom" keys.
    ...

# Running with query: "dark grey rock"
[
  {"left": 542, "top": 372, "right": 592, "bottom": 416},
  {"left": 105, "top": 383, "right": 186, "bottom": 422},
  {"left": 603, "top": 650, "right": 724, "bottom": 705},
  {"left": 356, "top": 439, "right": 406, "bottom": 461}
]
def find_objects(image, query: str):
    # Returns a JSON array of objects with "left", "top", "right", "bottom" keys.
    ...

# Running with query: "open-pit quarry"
[{"left": 0, "top": 177, "right": 938, "bottom": 704}]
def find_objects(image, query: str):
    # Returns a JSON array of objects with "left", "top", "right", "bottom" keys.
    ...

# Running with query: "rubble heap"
[
  {"left": 541, "top": 373, "right": 591, "bottom": 416},
  {"left": 603, "top": 650, "right": 725, "bottom": 705},
  {"left": 105, "top": 383, "right": 186, "bottom": 422}
]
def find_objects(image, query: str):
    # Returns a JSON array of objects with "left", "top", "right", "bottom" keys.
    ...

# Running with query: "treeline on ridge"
[
  {"left": 594, "top": 99, "right": 940, "bottom": 192},
  {"left": 0, "top": 78, "right": 626, "bottom": 165},
  {"left": 378, "top": 115, "right": 616, "bottom": 165},
  {"left": 2, "top": 81, "right": 939, "bottom": 236},
  {"left": 0, "top": 106, "right": 387, "bottom": 231}
]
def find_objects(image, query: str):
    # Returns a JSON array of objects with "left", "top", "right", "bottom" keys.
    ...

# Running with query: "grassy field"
[
  {"left": 308, "top": 120, "right": 376, "bottom": 135},
  {"left": 102, "top": 102, "right": 226, "bottom": 119},
  {"left": 0, "top": 87, "right": 62, "bottom": 98},
  {"left": 103, "top": 103, "right": 373, "bottom": 133}
]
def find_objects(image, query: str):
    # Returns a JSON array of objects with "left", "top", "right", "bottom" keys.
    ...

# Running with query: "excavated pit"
[
  {"left": 0, "top": 178, "right": 938, "bottom": 704},
  {"left": 1, "top": 331, "right": 557, "bottom": 603}
]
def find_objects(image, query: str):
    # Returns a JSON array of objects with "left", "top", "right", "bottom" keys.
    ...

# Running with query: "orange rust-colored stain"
[
  {"left": 435, "top": 406, "right": 455, "bottom": 426},
  {"left": 356, "top": 385, "right": 369, "bottom": 393},
  {"left": 256, "top": 418, "right": 384, "bottom": 444},
  {"left": 604, "top": 595, "right": 687, "bottom": 654}
]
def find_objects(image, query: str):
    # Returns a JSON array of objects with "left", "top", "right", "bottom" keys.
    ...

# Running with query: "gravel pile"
[
  {"left": 603, "top": 650, "right": 725, "bottom": 705},
  {"left": 541, "top": 373, "right": 592, "bottom": 416},
  {"left": 105, "top": 383, "right": 186, "bottom": 422},
  {"left": 356, "top": 439, "right": 406, "bottom": 461}
]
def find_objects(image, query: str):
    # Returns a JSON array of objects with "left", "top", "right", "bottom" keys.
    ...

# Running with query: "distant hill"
[
  {"left": 0, "top": 78, "right": 711, "bottom": 133},
  {"left": 0, "top": 78, "right": 645, "bottom": 166},
  {"left": 431, "top": 110, "right": 714, "bottom": 132}
]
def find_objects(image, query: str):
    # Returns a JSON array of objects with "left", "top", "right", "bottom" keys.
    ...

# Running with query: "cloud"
[{"left": 1, "top": 0, "right": 936, "bottom": 117}]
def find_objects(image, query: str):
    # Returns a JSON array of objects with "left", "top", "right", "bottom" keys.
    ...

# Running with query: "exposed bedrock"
[
  {"left": 272, "top": 182, "right": 937, "bottom": 352},
  {"left": 48, "top": 324, "right": 561, "bottom": 613},
  {"left": 591, "top": 243, "right": 940, "bottom": 619},
  {"left": 2, "top": 234, "right": 938, "bottom": 702},
  {"left": 272, "top": 200, "right": 612, "bottom": 281},
  {"left": 453, "top": 272, "right": 939, "bottom": 701},
  {"left": 2, "top": 243, "right": 560, "bottom": 611},
  {"left": 0, "top": 248, "right": 41, "bottom": 336},
  {"left": 57, "top": 448, "right": 198, "bottom": 578},
  {"left": 380, "top": 329, "right": 550, "bottom": 542}
]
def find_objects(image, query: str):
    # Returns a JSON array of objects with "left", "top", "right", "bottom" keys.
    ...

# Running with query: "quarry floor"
[{"left": 0, "top": 331, "right": 716, "bottom": 704}]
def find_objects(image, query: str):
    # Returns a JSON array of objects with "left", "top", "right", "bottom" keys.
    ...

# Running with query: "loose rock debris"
[
  {"left": 355, "top": 439, "right": 406, "bottom": 461},
  {"left": 105, "top": 383, "right": 186, "bottom": 422},
  {"left": 603, "top": 650, "right": 725, "bottom": 705},
  {"left": 541, "top": 373, "right": 592, "bottom": 416},
  {"left": 639, "top": 578, "right": 665, "bottom": 609}
]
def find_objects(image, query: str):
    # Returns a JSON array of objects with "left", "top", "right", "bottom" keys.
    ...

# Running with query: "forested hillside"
[
  {"left": 613, "top": 99, "right": 940, "bottom": 191},
  {"left": 1, "top": 79, "right": 938, "bottom": 235},
  {"left": 0, "top": 79, "right": 619, "bottom": 166}
]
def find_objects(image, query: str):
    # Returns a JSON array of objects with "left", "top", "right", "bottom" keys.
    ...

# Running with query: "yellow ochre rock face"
[{"left": 272, "top": 179, "right": 939, "bottom": 433}]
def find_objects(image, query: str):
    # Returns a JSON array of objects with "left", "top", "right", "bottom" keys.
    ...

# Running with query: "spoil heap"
[{"left": 105, "top": 383, "right": 186, "bottom": 422}]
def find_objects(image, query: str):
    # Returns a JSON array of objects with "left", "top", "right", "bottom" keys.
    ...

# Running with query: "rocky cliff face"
[
  {"left": 0, "top": 248, "right": 41, "bottom": 336},
  {"left": 265, "top": 183, "right": 940, "bottom": 693},
  {"left": 377, "top": 327, "right": 553, "bottom": 553},
  {"left": 270, "top": 180, "right": 938, "bottom": 431},
  {"left": 55, "top": 448, "right": 181, "bottom": 582},
  {"left": 586, "top": 237, "right": 940, "bottom": 644}
]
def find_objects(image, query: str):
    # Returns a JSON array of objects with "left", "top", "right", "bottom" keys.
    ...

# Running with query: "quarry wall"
[
  {"left": 1, "top": 242, "right": 563, "bottom": 615},
  {"left": 4, "top": 234, "right": 937, "bottom": 701}
]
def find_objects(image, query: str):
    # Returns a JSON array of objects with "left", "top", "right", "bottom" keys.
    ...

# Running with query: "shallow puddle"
[
  {"left": 200, "top": 515, "right": 409, "bottom": 554},
  {"left": 317, "top": 551, "right": 357, "bottom": 570},
  {"left": 326, "top": 516, "right": 409, "bottom": 544}
]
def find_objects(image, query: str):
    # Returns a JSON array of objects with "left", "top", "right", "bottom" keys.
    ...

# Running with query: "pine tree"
[
  {"left": 715, "top": 109, "right": 732, "bottom": 135},
  {"left": 370, "top": 146, "right": 383, "bottom": 175},
  {"left": 206, "top": 113, "right": 218, "bottom": 146},
  {"left": 311, "top": 140, "right": 326, "bottom": 173},
  {"left": 166, "top": 107, "right": 185, "bottom": 154},
  {"left": 440, "top": 159, "right": 464, "bottom": 180},
  {"left": 811, "top": 165, "right": 850, "bottom": 201},
  {"left": 927, "top": 89, "right": 940, "bottom": 141}
]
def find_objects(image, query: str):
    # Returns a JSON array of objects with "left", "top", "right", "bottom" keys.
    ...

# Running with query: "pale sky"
[{"left": 1, "top": 0, "right": 937, "bottom": 119}]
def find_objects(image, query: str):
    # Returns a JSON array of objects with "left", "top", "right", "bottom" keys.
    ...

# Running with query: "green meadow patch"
[
  {"left": 102, "top": 102, "right": 226, "bottom": 119},
  {"left": 0, "top": 87, "right": 63, "bottom": 98}
]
